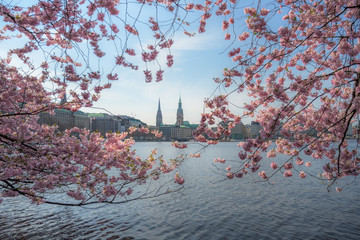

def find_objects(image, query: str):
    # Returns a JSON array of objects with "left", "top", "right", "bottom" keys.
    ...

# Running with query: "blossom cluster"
[
  {"left": 188, "top": 0, "right": 360, "bottom": 190},
  {"left": 0, "top": 0, "right": 191, "bottom": 204}
]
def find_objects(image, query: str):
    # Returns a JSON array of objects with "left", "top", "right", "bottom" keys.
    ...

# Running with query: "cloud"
[{"left": 172, "top": 32, "right": 222, "bottom": 51}]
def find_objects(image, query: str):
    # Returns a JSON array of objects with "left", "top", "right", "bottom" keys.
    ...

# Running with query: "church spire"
[
  {"left": 156, "top": 98, "right": 163, "bottom": 127},
  {"left": 60, "top": 93, "right": 67, "bottom": 105},
  {"left": 176, "top": 94, "right": 183, "bottom": 126},
  {"left": 60, "top": 77, "right": 67, "bottom": 105}
]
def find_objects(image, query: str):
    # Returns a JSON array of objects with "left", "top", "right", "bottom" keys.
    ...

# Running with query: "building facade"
[
  {"left": 38, "top": 109, "right": 90, "bottom": 131},
  {"left": 230, "top": 122, "right": 250, "bottom": 139},
  {"left": 91, "top": 116, "right": 124, "bottom": 136},
  {"left": 250, "top": 121, "right": 263, "bottom": 138}
]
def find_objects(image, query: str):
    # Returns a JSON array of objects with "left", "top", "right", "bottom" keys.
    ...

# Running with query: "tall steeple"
[
  {"left": 60, "top": 93, "right": 67, "bottom": 105},
  {"left": 176, "top": 94, "right": 184, "bottom": 126},
  {"left": 60, "top": 77, "right": 67, "bottom": 105},
  {"left": 156, "top": 98, "right": 163, "bottom": 127}
]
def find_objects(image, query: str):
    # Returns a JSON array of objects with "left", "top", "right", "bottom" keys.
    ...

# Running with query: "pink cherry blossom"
[
  {"left": 284, "top": 163, "right": 293, "bottom": 170},
  {"left": 151, "top": 130, "right": 163, "bottom": 138},
  {"left": 295, "top": 157, "right": 304, "bottom": 165},
  {"left": 97, "top": 13, "right": 105, "bottom": 21},
  {"left": 125, "top": 48, "right": 136, "bottom": 56},
  {"left": 214, "top": 158, "right": 226, "bottom": 163},
  {"left": 238, "top": 32, "right": 250, "bottom": 41},
  {"left": 259, "top": 171, "right": 267, "bottom": 179},
  {"left": 299, "top": 171, "right": 306, "bottom": 178},
  {"left": 336, "top": 187, "right": 343, "bottom": 193},
  {"left": 171, "top": 141, "right": 188, "bottom": 149},
  {"left": 271, "top": 162, "right": 278, "bottom": 170},
  {"left": 267, "top": 150, "right": 276, "bottom": 158},
  {"left": 144, "top": 70, "right": 152, "bottom": 83},
  {"left": 260, "top": 8, "right": 269, "bottom": 16},
  {"left": 110, "top": 24, "right": 119, "bottom": 33},
  {"left": 174, "top": 173, "right": 185, "bottom": 185},
  {"left": 186, "top": 4, "right": 194, "bottom": 10},
  {"left": 222, "top": 21, "right": 229, "bottom": 30},
  {"left": 156, "top": 70, "right": 164, "bottom": 82},
  {"left": 235, "top": 172, "right": 243, "bottom": 178},
  {"left": 227, "top": 172, "right": 234, "bottom": 179},
  {"left": 124, "top": 24, "right": 138, "bottom": 35},
  {"left": 1, "top": 0, "right": 358, "bottom": 206},
  {"left": 284, "top": 170, "right": 293, "bottom": 177},
  {"left": 166, "top": 54, "right": 174, "bottom": 67},
  {"left": 190, "top": 153, "right": 201, "bottom": 158}
]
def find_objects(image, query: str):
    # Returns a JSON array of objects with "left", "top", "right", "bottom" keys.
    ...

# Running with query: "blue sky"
[
  {"left": 82, "top": 18, "right": 241, "bottom": 126},
  {"left": 0, "top": 0, "right": 265, "bottom": 126},
  {"left": 79, "top": 1, "right": 276, "bottom": 126}
]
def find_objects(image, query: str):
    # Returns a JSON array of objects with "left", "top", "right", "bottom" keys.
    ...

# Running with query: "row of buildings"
[
  {"left": 38, "top": 96, "right": 356, "bottom": 140},
  {"left": 228, "top": 121, "right": 356, "bottom": 140},
  {"left": 37, "top": 95, "right": 208, "bottom": 141},
  {"left": 37, "top": 95, "right": 199, "bottom": 141},
  {"left": 38, "top": 110, "right": 145, "bottom": 137}
]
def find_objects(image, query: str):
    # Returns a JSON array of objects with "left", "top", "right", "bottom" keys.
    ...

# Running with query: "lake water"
[{"left": 1, "top": 141, "right": 360, "bottom": 239}]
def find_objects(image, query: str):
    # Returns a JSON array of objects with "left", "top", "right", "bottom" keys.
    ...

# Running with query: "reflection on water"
[{"left": 1, "top": 142, "right": 360, "bottom": 239}]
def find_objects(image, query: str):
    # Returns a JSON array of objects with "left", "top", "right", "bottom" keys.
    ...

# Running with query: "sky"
[
  {"left": 80, "top": 6, "right": 249, "bottom": 126},
  {"left": 78, "top": 0, "right": 293, "bottom": 127},
  {"left": 82, "top": 30, "right": 235, "bottom": 126},
  {"left": 0, "top": 0, "right": 267, "bottom": 126},
  {"left": 78, "top": 1, "right": 281, "bottom": 126}
]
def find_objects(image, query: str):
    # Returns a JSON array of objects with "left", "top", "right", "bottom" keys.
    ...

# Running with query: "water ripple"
[{"left": 1, "top": 142, "right": 360, "bottom": 239}]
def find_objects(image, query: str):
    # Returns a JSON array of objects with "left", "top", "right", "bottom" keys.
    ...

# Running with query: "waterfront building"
[
  {"left": 90, "top": 114, "right": 124, "bottom": 136},
  {"left": 159, "top": 125, "right": 173, "bottom": 139},
  {"left": 217, "top": 121, "right": 251, "bottom": 140},
  {"left": 87, "top": 114, "right": 146, "bottom": 137},
  {"left": 250, "top": 121, "right": 263, "bottom": 138},
  {"left": 159, "top": 124, "right": 194, "bottom": 141},
  {"left": 118, "top": 115, "right": 146, "bottom": 129},
  {"left": 38, "top": 93, "right": 91, "bottom": 131},
  {"left": 38, "top": 109, "right": 90, "bottom": 131},
  {"left": 171, "top": 126, "right": 193, "bottom": 140},
  {"left": 230, "top": 122, "right": 251, "bottom": 139}
]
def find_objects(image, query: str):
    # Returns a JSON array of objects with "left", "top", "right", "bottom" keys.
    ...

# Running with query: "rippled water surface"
[{"left": 1, "top": 142, "right": 360, "bottom": 239}]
